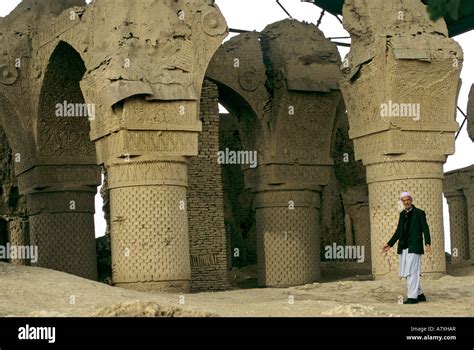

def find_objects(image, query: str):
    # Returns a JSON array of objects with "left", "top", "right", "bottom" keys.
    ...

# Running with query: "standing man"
[{"left": 383, "top": 192, "right": 432, "bottom": 304}]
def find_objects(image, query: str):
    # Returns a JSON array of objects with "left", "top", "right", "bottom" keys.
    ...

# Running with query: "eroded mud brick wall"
[{"left": 188, "top": 79, "right": 229, "bottom": 292}]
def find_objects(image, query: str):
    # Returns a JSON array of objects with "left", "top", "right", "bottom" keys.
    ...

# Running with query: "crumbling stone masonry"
[
  {"left": 3, "top": 0, "right": 454, "bottom": 291},
  {"left": 0, "top": 0, "right": 228, "bottom": 291},
  {"left": 341, "top": 0, "right": 463, "bottom": 279},
  {"left": 444, "top": 166, "right": 473, "bottom": 264},
  {"left": 0, "top": 0, "right": 101, "bottom": 279}
]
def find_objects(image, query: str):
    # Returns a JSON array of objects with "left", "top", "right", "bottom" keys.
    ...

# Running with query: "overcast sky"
[{"left": 2, "top": 0, "right": 473, "bottom": 252}]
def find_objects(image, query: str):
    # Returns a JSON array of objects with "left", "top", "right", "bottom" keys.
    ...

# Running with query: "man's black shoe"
[
  {"left": 403, "top": 298, "right": 419, "bottom": 304},
  {"left": 417, "top": 294, "right": 427, "bottom": 302}
]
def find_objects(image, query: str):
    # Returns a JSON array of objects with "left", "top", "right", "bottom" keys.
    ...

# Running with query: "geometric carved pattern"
[
  {"left": 29, "top": 211, "right": 97, "bottom": 279},
  {"left": 107, "top": 160, "right": 188, "bottom": 189},
  {"left": 446, "top": 194, "right": 470, "bottom": 264},
  {"left": 256, "top": 205, "right": 320, "bottom": 286},
  {"left": 466, "top": 194, "right": 474, "bottom": 261},
  {"left": 109, "top": 185, "right": 191, "bottom": 289},
  {"left": 366, "top": 161, "right": 444, "bottom": 184},
  {"left": 369, "top": 170, "right": 446, "bottom": 279}
]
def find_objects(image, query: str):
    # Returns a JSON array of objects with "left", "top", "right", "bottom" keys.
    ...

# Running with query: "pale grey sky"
[{"left": 2, "top": 0, "right": 473, "bottom": 252}]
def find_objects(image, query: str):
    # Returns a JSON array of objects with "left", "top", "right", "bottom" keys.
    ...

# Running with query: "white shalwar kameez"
[{"left": 399, "top": 248, "right": 423, "bottom": 299}]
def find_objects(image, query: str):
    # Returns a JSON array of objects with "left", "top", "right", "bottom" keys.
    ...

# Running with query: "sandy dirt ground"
[{"left": 0, "top": 261, "right": 472, "bottom": 317}]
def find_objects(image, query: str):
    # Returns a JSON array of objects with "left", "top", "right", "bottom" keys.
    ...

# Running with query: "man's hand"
[
  {"left": 383, "top": 244, "right": 390, "bottom": 252},
  {"left": 425, "top": 244, "right": 431, "bottom": 253}
]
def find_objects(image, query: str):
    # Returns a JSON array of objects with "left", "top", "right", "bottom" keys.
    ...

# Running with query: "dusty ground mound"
[
  {"left": 93, "top": 301, "right": 214, "bottom": 317},
  {"left": 0, "top": 262, "right": 472, "bottom": 317}
]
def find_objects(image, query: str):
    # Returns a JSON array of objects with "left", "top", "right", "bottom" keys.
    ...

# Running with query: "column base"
[
  {"left": 114, "top": 280, "right": 190, "bottom": 293},
  {"left": 255, "top": 190, "right": 322, "bottom": 287}
]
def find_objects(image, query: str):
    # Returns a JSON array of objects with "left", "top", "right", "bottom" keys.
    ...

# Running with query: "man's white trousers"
[{"left": 399, "top": 248, "right": 423, "bottom": 299}]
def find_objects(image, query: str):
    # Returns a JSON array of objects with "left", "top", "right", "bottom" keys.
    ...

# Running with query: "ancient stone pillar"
[
  {"left": 253, "top": 21, "right": 343, "bottom": 287},
  {"left": 103, "top": 129, "right": 193, "bottom": 292},
  {"left": 443, "top": 167, "right": 472, "bottom": 264},
  {"left": 461, "top": 172, "right": 474, "bottom": 261},
  {"left": 17, "top": 165, "right": 100, "bottom": 279},
  {"left": 207, "top": 20, "right": 343, "bottom": 287},
  {"left": 444, "top": 191, "right": 470, "bottom": 264},
  {"left": 341, "top": 0, "right": 463, "bottom": 279},
  {"left": 255, "top": 189, "right": 322, "bottom": 286},
  {"left": 78, "top": 0, "right": 228, "bottom": 292}
]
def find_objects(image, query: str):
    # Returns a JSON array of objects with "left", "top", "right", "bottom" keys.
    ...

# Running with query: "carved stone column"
[
  {"left": 462, "top": 173, "right": 474, "bottom": 261},
  {"left": 444, "top": 191, "right": 469, "bottom": 264},
  {"left": 366, "top": 163, "right": 447, "bottom": 278},
  {"left": 207, "top": 19, "right": 343, "bottom": 287},
  {"left": 443, "top": 166, "right": 473, "bottom": 264},
  {"left": 255, "top": 188, "right": 322, "bottom": 286},
  {"left": 259, "top": 21, "right": 343, "bottom": 286},
  {"left": 341, "top": 0, "right": 463, "bottom": 279},
  {"left": 106, "top": 153, "right": 192, "bottom": 292},
  {"left": 18, "top": 165, "right": 100, "bottom": 279},
  {"left": 92, "top": 99, "right": 200, "bottom": 292},
  {"left": 78, "top": 0, "right": 228, "bottom": 292}
]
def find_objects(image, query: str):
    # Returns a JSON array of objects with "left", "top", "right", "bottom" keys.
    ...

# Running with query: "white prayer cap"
[{"left": 400, "top": 191, "right": 412, "bottom": 200}]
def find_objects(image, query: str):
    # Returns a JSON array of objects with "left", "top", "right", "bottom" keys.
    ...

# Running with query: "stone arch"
[
  {"left": 183, "top": 32, "right": 266, "bottom": 291},
  {"left": 210, "top": 80, "right": 260, "bottom": 154},
  {"left": 205, "top": 31, "right": 269, "bottom": 183},
  {"left": 205, "top": 35, "right": 265, "bottom": 270},
  {"left": 211, "top": 80, "right": 261, "bottom": 265},
  {"left": 22, "top": 39, "right": 101, "bottom": 279},
  {"left": 1, "top": 0, "right": 229, "bottom": 291},
  {"left": 186, "top": 76, "right": 261, "bottom": 291},
  {"left": 37, "top": 40, "right": 95, "bottom": 162}
]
